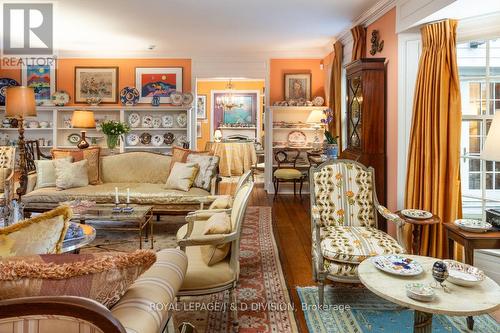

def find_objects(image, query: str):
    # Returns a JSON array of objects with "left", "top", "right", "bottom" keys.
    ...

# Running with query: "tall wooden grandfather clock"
[{"left": 341, "top": 58, "right": 387, "bottom": 228}]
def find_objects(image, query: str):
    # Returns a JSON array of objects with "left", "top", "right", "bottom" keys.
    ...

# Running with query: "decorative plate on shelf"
[
  {"left": 443, "top": 260, "right": 485, "bottom": 286},
  {"left": 182, "top": 92, "right": 194, "bottom": 106},
  {"left": 162, "top": 115, "right": 174, "bottom": 128},
  {"left": 142, "top": 115, "right": 153, "bottom": 128},
  {"left": 287, "top": 130, "right": 307, "bottom": 147},
  {"left": 126, "top": 133, "right": 139, "bottom": 146},
  {"left": 176, "top": 113, "right": 187, "bottom": 127},
  {"left": 370, "top": 255, "right": 423, "bottom": 276},
  {"left": 120, "top": 86, "right": 140, "bottom": 106},
  {"left": 175, "top": 135, "right": 187, "bottom": 146},
  {"left": 170, "top": 91, "right": 183, "bottom": 105},
  {"left": 52, "top": 91, "right": 70, "bottom": 106},
  {"left": 312, "top": 96, "right": 324, "bottom": 106},
  {"left": 128, "top": 113, "right": 140, "bottom": 128},
  {"left": 67, "top": 133, "right": 81, "bottom": 145},
  {"left": 151, "top": 134, "right": 163, "bottom": 146},
  {"left": 0, "top": 78, "right": 20, "bottom": 105},
  {"left": 163, "top": 132, "right": 175, "bottom": 145},
  {"left": 454, "top": 219, "right": 492, "bottom": 233},
  {"left": 401, "top": 209, "right": 433, "bottom": 220},
  {"left": 152, "top": 116, "right": 162, "bottom": 128},
  {"left": 139, "top": 132, "right": 152, "bottom": 145}
]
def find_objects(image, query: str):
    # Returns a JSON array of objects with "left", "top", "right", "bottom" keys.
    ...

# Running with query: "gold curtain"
[
  {"left": 405, "top": 19, "right": 462, "bottom": 258},
  {"left": 351, "top": 25, "right": 366, "bottom": 61},
  {"left": 329, "top": 41, "right": 343, "bottom": 147}
]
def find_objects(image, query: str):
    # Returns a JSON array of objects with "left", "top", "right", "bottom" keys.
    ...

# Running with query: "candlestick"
[
  {"left": 115, "top": 187, "right": 119, "bottom": 204},
  {"left": 127, "top": 188, "right": 130, "bottom": 204}
]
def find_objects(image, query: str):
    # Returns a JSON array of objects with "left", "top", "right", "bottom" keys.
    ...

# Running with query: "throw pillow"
[
  {"left": 0, "top": 206, "right": 72, "bottom": 257},
  {"left": 200, "top": 212, "right": 232, "bottom": 266},
  {"left": 51, "top": 147, "right": 101, "bottom": 185},
  {"left": 54, "top": 159, "right": 89, "bottom": 190},
  {"left": 0, "top": 167, "right": 11, "bottom": 192},
  {"left": 169, "top": 146, "right": 209, "bottom": 176},
  {"left": 35, "top": 157, "right": 73, "bottom": 189},
  {"left": 208, "top": 195, "right": 233, "bottom": 210},
  {"left": 186, "top": 154, "right": 219, "bottom": 192},
  {"left": 0, "top": 250, "right": 156, "bottom": 309},
  {"left": 165, "top": 162, "right": 199, "bottom": 191}
]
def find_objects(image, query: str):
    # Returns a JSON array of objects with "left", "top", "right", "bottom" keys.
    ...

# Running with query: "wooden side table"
[{"left": 396, "top": 211, "right": 440, "bottom": 255}]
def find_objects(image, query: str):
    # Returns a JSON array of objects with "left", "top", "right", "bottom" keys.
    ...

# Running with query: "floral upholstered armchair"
[{"left": 309, "top": 159, "right": 406, "bottom": 305}]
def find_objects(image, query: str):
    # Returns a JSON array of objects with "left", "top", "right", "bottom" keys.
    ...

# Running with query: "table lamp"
[
  {"left": 214, "top": 129, "right": 223, "bottom": 142},
  {"left": 71, "top": 110, "right": 95, "bottom": 149},
  {"left": 481, "top": 112, "right": 500, "bottom": 162},
  {"left": 306, "top": 109, "right": 325, "bottom": 150},
  {"left": 5, "top": 86, "right": 36, "bottom": 196}
]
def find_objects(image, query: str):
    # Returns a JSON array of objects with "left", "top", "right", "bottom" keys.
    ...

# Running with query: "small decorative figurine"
[{"left": 431, "top": 260, "right": 449, "bottom": 291}]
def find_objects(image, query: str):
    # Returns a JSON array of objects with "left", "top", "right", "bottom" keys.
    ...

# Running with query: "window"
[{"left": 458, "top": 39, "right": 500, "bottom": 219}]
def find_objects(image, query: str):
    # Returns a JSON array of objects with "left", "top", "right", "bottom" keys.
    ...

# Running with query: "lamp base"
[{"left": 77, "top": 131, "right": 89, "bottom": 149}]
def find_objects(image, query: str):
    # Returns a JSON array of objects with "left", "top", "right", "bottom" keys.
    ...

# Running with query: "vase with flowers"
[
  {"left": 99, "top": 120, "right": 130, "bottom": 152},
  {"left": 320, "top": 108, "right": 339, "bottom": 158}
]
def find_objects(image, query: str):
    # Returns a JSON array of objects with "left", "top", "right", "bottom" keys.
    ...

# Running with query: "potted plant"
[
  {"left": 321, "top": 109, "right": 339, "bottom": 158},
  {"left": 99, "top": 120, "right": 130, "bottom": 151}
]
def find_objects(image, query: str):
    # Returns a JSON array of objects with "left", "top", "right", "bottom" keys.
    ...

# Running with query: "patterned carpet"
[
  {"left": 297, "top": 286, "right": 500, "bottom": 333},
  {"left": 81, "top": 207, "right": 298, "bottom": 333}
]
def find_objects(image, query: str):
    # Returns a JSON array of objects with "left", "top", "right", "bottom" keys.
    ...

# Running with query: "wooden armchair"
[{"left": 310, "top": 159, "right": 406, "bottom": 305}]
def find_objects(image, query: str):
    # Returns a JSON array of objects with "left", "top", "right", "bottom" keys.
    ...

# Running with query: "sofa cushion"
[
  {"left": 35, "top": 157, "right": 72, "bottom": 189},
  {"left": 100, "top": 152, "right": 171, "bottom": 184},
  {"left": 0, "top": 250, "right": 156, "bottom": 309},
  {"left": 54, "top": 159, "right": 89, "bottom": 190},
  {"left": 165, "top": 162, "right": 199, "bottom": 191},
  {"left": 22, "top": 183, "right": 211, "bottom": 205},
  {"left": 208, "top": 195, "right": 232, "bottom": 210},
  {"left": 186, "top": 154, "right": 219, "bottom": 192},
  {"left": 200, "top": 212, "right": 231, "bottom": 266},
  {"left": 52, "top": 147, "right": 101, "bottom": 185},
  {"left": 320, "top": 226, "right": 404, "bottom": 264}
]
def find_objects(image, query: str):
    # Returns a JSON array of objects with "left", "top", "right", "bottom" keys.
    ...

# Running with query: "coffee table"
[
  {"left": 61, "top": 222, "right": 96, "bottom": 253},
  {"left": 71, "top": 204, "right": 154, "bottom": 249},
  {"left": 358, "top": 255, "right": 500, "bottom": 333}
]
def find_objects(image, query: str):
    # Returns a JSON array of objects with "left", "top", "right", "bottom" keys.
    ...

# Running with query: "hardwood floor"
[{"left": 219, "top": 182, "right": 313, "bottom": 333}]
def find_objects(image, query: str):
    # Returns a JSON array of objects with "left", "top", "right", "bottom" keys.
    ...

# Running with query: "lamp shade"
[
  {"left": 71, "top": 110, "right": 96, "bottom": 128},
  {"left": 481, "top": 112, "right": 500, "bottom": 162},
  {"left": 306, "top": 109, "right": 325, "bottom": 124},
  {"left": 5, "top": 86, "right": 36, "bottom": 118}
]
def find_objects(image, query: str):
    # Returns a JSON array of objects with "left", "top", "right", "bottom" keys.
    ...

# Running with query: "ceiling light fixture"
[{"left": 216, "top": 79, "right": 243, "bottom": 110}]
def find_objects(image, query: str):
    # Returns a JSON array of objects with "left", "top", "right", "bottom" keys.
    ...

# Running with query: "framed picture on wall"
[
  {"left": 284, "top": 73, "right": 311, "bottom": 101},
  {"left": 74, "top": 67, "right": 119, "bottom": 103},
  {"left": 135, "top": 67, "right": 183, "bottom": 104},
  {"left": 197, "top": 95, "right": 206, "bottom": 119},
  {"left": 197, "top": 121, "right": 202, "bottom": 138},
  {"left": 22, "top": 62, "right": 56, "bottom": 105}
]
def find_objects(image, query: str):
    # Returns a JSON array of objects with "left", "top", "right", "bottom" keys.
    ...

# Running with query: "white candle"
[
  {"left": 115, "top": 187, "right": 119, "bottom": 203},
  {"left": 127, "top": 188, "right": 130, "bottom": 204}
]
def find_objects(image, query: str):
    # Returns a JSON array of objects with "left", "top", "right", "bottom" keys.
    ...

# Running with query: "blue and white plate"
[
  {"left": 120, "top": 86, "right": 140, "bottom": 106},
  {"left": 370, "top": 255, "right": 423, "bottom": 276},
  {"left": 0, "top": 78, "right": 20, "bottom": 106}
]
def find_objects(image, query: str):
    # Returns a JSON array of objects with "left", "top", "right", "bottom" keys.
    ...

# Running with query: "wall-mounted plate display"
[
  {"left": 120, "top": 86, "right": 140, "bottom": 106},
  {"left": 142, "top": 115, "right": 153, "bottom": 128},
  {"left": 126, "top": 133, "right": 139, "bottom": 146},
  {"left": 128, "top": 113, "right": 140, "bottom": 128},
  {"left": 139, "top": 132, "right": 152, "bottom": 145},
  {"left": 152, "top": 116, "right": 162, "bottom": 128},
  {"left": 151, "top": 134, "right": 163, "bottom": 146},
  {"left": 176, "top": 113, "right": 187, "bottom": 127},
  {"left": 67, "top": 133, "right": 81, "bottom": 145},
  {"left": 182, "top": 92, "right": 194, "bottom": 106},
  {"left": 170, "top": 91, "right": 183, "bottom": 106},
  {"left": 163, "top": 132, "right": 175, "bottom": 145},
  {"left": 52, "top": 91, "right": 70, "bottom": 106},
  {"left": 162, "top": 115, "right": 174, "bottom": 128}
]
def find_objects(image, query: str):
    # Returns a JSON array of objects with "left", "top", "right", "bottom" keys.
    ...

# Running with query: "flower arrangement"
[
  {"left": 99, "top": 120, "right": 130, "bottom": 136},
  {"left": 320, "top": 109, "right": 338, "bottom": 144}
]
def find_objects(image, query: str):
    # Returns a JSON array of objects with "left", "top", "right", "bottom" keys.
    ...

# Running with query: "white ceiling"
[{"left": 52, "top": 0, "right": 381, "bottom": 58}]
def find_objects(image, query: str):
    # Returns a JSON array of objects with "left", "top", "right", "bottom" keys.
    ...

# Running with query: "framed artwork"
[
  {"left": 213, "top": 92, "right": 257, "bottom": 126},
  {"left": 135, "top": 67, "right": 183, "bottom": 103},
  {"left": 284, "top": 73, "right": 311, "bottom": 100},
  {"left": 22, "top": 63, "right": 56, "bottom": 105},
  {"left": 197, "top": 121, "right": 202, "bottom": 138},
  {"left": 74, "top": 67, "right": 119, "bottom": 103},
  {"left": 196, "top": 95, "right": 206, "bottom": 119}
]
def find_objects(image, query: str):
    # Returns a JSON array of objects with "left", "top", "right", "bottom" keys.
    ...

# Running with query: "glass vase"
[{"left": 106, "top": 134, "right": 120, "bottom": 150}]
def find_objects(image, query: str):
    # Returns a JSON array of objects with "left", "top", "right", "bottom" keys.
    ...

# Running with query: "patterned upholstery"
[
  {"left": 0, "top": 147, "right": 15, "bottom": 204},
  {"left": 320, "top": 226, "right": 404, "bottom": 264},
  {"left": 273, "top": 168, "right": 303, "bottom": 180},
  {"left": 313, "top": 162, "right": 376, "bottom": 227}
]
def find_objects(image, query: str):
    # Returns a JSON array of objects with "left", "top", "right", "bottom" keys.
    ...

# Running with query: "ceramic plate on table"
[
  {"left": 164, "top": 132, "right": 175, "bottom": 145},
  {"left": 0, "top": 78, "right": 20, "bottom": 105},
  {"left": 67, "top": 133, "right": 81, "bottom": 145},
  {"left": 401, "top": 209, "right": 433, "bottom": 220},
  {"left": 139, "top": 132, "right": 152, "bottom": 145},
  {"left": 176, "top": 113, "right": 187, "bottom": 127},
  {"left": 182, "top": 92, "right": 194, "bottom": 106},
  {"left": 151, "top": 134, "right": 163, "bottom": 146},
  {"left": 170, "top": 91, "right": 183, "bottom": 106},
  {"left": 454, "top": 219, "right": 492, "bottom": 233},
  {"left": 370, "top": 255, "right": 423, "bottom": 276},
  {"left": 152, "top": 116, "right": 162, "bottom": 128},
  {"left": 288, "top": 130, "right": 307, "bottom": 147},
  {"left": 128, "top": 113, "right": 141, "bottom": 128},
  {"left": 142, "top": 115, "right": 153, "bottom": 128},
  {"left": 126, "top": 133, "right": 139, "bottom": 146},
  {"left": 443, "top": 260, "right": 485, "bottom": 286},
  {"left": 162, "top": 115, "right": 174, "bottom": 128}
]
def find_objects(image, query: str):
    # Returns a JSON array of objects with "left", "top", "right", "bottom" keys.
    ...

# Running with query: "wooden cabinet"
[{"left": 341, "top": 58, "right": 387, "bottom": 229}]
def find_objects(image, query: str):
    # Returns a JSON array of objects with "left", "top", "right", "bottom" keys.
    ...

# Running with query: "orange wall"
[
  {"left": 365, "top": 8, "right": 398, "bottom": 226},
  {"left": 269, "top": 59, "right": 326, "bottom": 104},
  {"left": 1, "top": 58, "right": 192, "bottom": 105}
]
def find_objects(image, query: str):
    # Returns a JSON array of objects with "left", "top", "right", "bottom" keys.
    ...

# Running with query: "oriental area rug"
[{"left": 82, "top": 207, "right": 298, "bottom": 333}]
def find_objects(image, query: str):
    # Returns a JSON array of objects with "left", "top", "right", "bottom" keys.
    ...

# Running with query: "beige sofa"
[{"left": 22, "top": 151, "right": 219, "bottom": 215}]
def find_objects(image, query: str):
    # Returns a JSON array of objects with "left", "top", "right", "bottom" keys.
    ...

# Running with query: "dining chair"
[{"left": 273, "top": 148, "right": 306, "bottom": 196}]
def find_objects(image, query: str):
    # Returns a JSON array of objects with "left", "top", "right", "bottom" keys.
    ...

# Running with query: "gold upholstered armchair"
[
  {"left": 176, "top": 178, "right": 254, "bottom": 328},
  {"left": 309, "top": 160, "right": 406, "bottom": 305},
  {"left": 0, "top": 146, "right": 16, "bottom": 207}
]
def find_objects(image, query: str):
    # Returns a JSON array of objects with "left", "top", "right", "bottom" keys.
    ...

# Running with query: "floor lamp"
[
  {"left": 480, "top": 112, "right": 500, "bottom": 219},
  {"left": 5, "top": 86, "right": 36, "bottom": 197}
]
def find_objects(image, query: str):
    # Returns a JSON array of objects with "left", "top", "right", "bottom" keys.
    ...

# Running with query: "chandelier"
[{"left": 216, "top": 79, "right": 243, "bottom": 110}]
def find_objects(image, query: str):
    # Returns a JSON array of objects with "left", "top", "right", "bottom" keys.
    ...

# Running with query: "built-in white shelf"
[
  {"left": 124, "top": 145, "right": 172, "bottom": 149},
  {"left": 128, "top": 127, "right": 187, "bottom": 131}
]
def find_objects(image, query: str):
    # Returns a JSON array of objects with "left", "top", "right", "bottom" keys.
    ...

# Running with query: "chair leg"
[
  {"left": 293, "top": 180, "right": 296, "bottom": 195},
  {"left": 274, "top": 179, "right": 279, "bottom": 197},
  {"left": 299, "top": 178, "right": 304, "bottom": 197},
  {"left": 230, "top": 288, "right": 239, "bottom": 329},
  {"left": 318, "top": 280, "right": 325, "bottom": 307}
]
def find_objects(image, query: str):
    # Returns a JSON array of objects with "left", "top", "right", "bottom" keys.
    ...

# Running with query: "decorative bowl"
[
  {"left": 454, "top": 219, "right": 492, "bottom": 233},
  {"left": 405, "top": 283, "right": 435, "bottom": 302},
  {"left": 86, "top": 96, "right": 102, "bottom": 106},
  {"left": 370, "top": 255, "right": 423, "bottom": 276},
  {"left": 401, "top": 209, "right": 433, "bottom": 220},
  {"left": 443, "top": 260, "right": 485, "bottom": 287},
  {"left": 120, "top": 86, "right": 140, "bottom": 106}
]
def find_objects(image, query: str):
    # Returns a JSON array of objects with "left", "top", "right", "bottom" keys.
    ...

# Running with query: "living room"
[{"left": 0, "top": 0, "right": 499, "bottom": 332}]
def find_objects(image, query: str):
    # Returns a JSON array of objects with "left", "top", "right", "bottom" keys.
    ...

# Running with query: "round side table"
[{"left": 396, "top": 211, "right": 440, "bottom": 255}]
